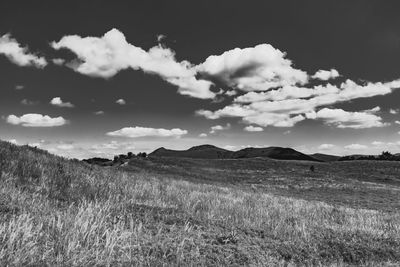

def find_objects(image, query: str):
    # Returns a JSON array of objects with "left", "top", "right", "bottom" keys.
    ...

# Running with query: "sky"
[{"left": 1, "top": 0, "right": 400, "bottom": 159}]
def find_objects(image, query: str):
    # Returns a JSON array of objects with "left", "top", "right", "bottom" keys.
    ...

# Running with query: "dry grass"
[{"left": 0, "top": 141, "right": 400, "bottom": 266}]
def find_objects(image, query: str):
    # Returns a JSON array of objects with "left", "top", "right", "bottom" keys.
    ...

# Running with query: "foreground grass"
[{"left": 0, "top": 142, "right": 400, "bottom": 266}]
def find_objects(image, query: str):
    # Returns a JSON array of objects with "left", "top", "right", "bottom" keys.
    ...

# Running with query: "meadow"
[{"left": 1, "top": 140, "right": 400, "bottom": 266}]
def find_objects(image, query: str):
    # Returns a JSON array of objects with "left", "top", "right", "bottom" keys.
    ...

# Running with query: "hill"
[
  {"left": 150, "top": 145, "right": 320, "bottom": 161},
  {"left": 232, "top": 146, "right": 320, "bottom": 161},
  {"left": 1, "top": 139, "right": 400, "bottom": 266},
  {"left": 149, "top": 144, "right": 233, "bottom": 159},
  {"left": 309, "top": 153, "right": 340, "bottom": 162}
]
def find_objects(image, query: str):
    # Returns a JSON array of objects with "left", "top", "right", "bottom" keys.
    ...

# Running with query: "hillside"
[
  {"left": 149, "top": 144, "right": 233, "bottom": 159},
  {"left": 309, "top": 153, "right": 340, "bottom": 162},
  {"left": 150, "top": 145, "right": 320, "bottom": 161},
  {"left": 1, "top": 139, "right": 400, "bottom": 266},
  {"left": 232, "top": 146, "right": 320, "bottom": 161}
]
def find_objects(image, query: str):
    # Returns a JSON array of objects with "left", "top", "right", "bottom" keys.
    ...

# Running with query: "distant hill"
[
  {"left": 309, "top": 153, "right": 340, "bottom": 162},
  {"left": 150, "top": 145, "right": 320, "bottom": 161},
  {"left": 149, "top": 145, "right": 233, "bottom": 159},
  {"left": 82, "top": 157, "right": 113, "bottom": 166},
  {"left": 232, "top": 147, "right": 321, "bottom": 161}
]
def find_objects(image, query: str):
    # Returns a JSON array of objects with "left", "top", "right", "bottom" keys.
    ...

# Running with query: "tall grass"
[{"left": 0, "top": 141, "right": 399, "bottom": 266}]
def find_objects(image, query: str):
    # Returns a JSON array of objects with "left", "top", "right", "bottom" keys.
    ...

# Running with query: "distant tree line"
[
  {"left": 83, "top": 151, "right": 147, "bottom": 166},
  {"left": 113, "top": 152, "right": 147, "bottom": 163},
  {"left": 339, "top": 151, "right": 400, "bottom": 161}
]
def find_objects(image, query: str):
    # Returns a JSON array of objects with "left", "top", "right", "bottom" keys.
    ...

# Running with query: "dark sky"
[{"left": 1, "top": 0, "right": 400, "bottom": 158}]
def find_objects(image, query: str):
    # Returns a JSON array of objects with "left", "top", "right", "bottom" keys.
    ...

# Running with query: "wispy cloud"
[
  {"left": 106, "top": 126, "right": 188, "bottom": 138},
  {"left": 0, "top": 33, "right": 47, "bottom": 68},
  {"left": 210, "top": 123, "right": 230, "bottom": 134},
  {"left": 244, "top": 125, "right": 263, "bottom": 132},
  {"left": 344, "top": 144, "right": 368, "bottom": 150}
]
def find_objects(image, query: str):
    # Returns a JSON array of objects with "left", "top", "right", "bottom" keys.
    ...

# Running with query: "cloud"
[
  {"left": 94, "top": 111, "right": 104, "bottom": 115},
  {"left": 15, "top": 85, "right": 24, "bottom": 90},
  {"left": 225, "top": 90, "right": 237, "bottom": 96},
  {"left": 57, "top": 144, "right": 74, "bottom": 150},
  {"left": 344, "top": 144, "right": 368, "bottom": 150},
  {"left": 210, "top": 123, "right": 230, "bottom": 134},
  {"left": 389, "top": 109, "right": 399, "bottom": 114},
  {"left": 244, "top": 125, "right": 263, "bottom": 132},
  {"left": 92, "top": 141, "right": 120, "bottom": 150},
  {"left": 318, "top": 143, "right": 335, "bottom": 150},
  {"left": 0, "top": 34, "right": 47, "bottom": 68},
  {"left": 244, "top": 113, "right": 305, "bottom": 127},
  {"left": 306, "top": 107, "right": 387, "bottom": 129},
  {"left": 6, "top": 113, "right": 67, "bottom": 127},
  {"left": 312, "top": 69, "right": 339, "bottom": 81},
  {"left": 372, "top": 141, "right": 384, "bottom": 146},
  {"left": 199, "top": 133, "right": 208, "bottom": 137},
  {"left": 21, "top": 99, "right": 38, "bottom": 105},
  {"left": 234, "top": 84, "right": 339, "bottom": 103},
  {"left": 52, "top": 58, "right": 65, "bottom": 65},
  {"left": 395, "top": 121, "right": 400, "bottom": 125},
  {"left": 106, "top": 126, "right": 188, "bottom": 138},
  {"left": 198, "top": 79, "right": 398, "bottom": 128},
  {"left": 157, "top": 34, "right": 166, "bottom": 43},
  {"left": 50, "top": 97, "right": 75, "bottom": 108},
  {"left": 196, "top": 104, "right": 256, "bottom": 120},
  {"left": 223, "top": 145, "right": 237, "bottom": 151},
  {"left": 90, "top": 141, "right": 136, "bottom": 154},
  {"left": 28, "top": 143, "right": 41, "bottom": 148},
  {"left": 51, "top": 28, "right": 215, "bottom": 99},
  {"left": 197, "top": 44, "right": 308, "bottom": 92},
  {"left": 115, "top": 99, "right": 126, "bottom": 105},
  {"left": 8, "top": 139, "right": 18, "bottom": 145}
]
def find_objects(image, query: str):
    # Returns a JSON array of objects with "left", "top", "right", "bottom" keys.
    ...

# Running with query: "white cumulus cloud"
[
  {"left": 6, "top": 113, "right": 67, "bottom": 127},
  {"left": 197, "top": 44, "right": 308, "bottom": 92},
  {"left": 210, "top": 123, "right": 230, "bottom": 134},
  {"left": 50, "top": 97, "right": 75, "bottom": 108},
  {"left": 244, "top": 125, "right": 263, "bottom": 132},
  {"left": 51, "top": 28, "right": 215, "bottom": 99},
  {"left": 312, "top": 69, "right": 339, "bottom": 81}
]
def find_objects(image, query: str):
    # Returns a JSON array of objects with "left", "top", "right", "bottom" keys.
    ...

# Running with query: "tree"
[
  {"left": 379, "top": 151, "right": 393, "bottom": 161},
  {"left": 137, "top": 152, "right": 147, "bottom": 158}
]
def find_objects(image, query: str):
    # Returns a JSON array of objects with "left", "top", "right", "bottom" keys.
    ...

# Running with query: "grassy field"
[{"left": 1, "top": 141, "right": 400, "bottom": 266}]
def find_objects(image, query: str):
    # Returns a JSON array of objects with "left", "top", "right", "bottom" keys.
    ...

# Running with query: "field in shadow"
[{"left": 0, "top": 141, "right": 400, "bottom": 266}]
